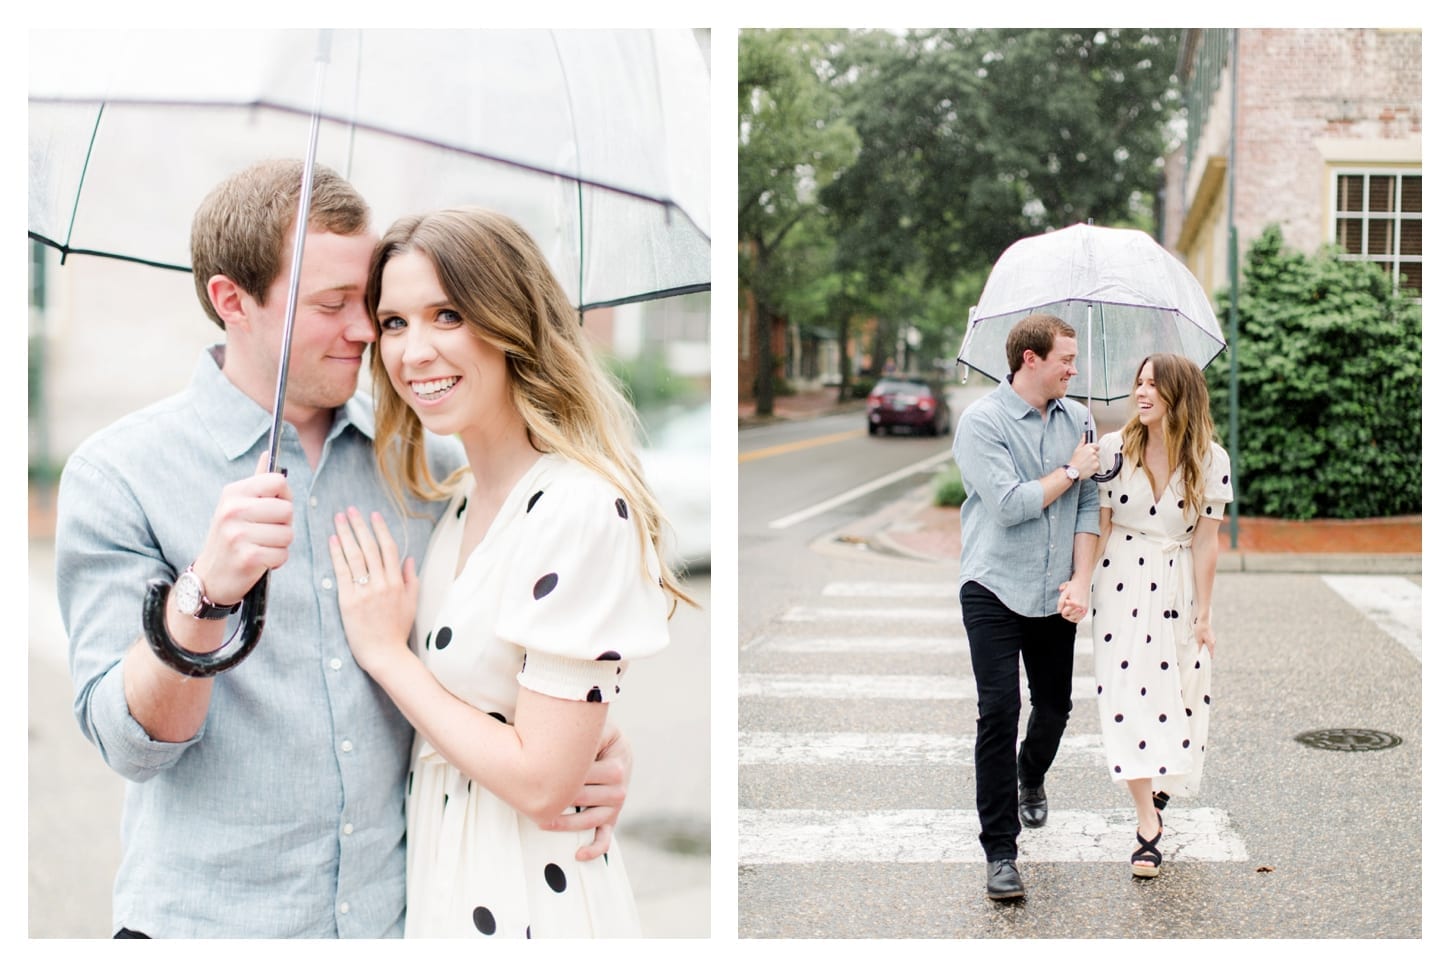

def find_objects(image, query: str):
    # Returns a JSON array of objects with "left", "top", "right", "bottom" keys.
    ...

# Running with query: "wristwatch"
[
  {"left": 173, "top": 564, "right": 241, "bottom": 620},
  {"left": 1061, "top": 464, "right": 1080, "bottom": 481}
]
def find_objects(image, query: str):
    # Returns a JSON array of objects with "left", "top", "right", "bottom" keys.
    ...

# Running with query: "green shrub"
[
  {"left": 932, "top": 465, "right": 966, "bottom": 507},
  {"left": 1205, "top": 225, "right": 1421, "bottom": 519}
]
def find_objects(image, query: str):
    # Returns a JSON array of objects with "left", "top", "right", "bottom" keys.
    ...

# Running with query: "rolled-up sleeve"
[
  {"left": 57, "top": 454, "right": 202, "bottom": 782},
  {"left": 1074, "top": 461, "right": 1101, "bottom": 534},
  {"left": 955, "top": 410, "right": 1042, "bottom": 528}
]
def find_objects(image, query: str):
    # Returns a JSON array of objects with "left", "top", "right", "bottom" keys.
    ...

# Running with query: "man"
[
  {"left": 953, "top": 313, "right": 1100, "bottom": 901},
  {"left": 56, "top": 159, "right": 630, "bottom": 938}
]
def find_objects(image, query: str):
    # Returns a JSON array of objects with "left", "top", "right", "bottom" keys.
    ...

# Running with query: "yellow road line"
[{"left": 739, "top": 428, "right": 865, "bottom": 463}]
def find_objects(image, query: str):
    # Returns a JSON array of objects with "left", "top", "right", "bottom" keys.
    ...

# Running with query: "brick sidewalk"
[{"left": 880, "top": 498, "right": 1421, "bottom": 562}]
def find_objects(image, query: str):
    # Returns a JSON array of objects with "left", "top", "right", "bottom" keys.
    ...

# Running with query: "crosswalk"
[
  {"left": 739, "top": 579, "right": 1245, "bottom": 867},
  {"left": 740, "top": 574, "right": 1421, "bottom": 872}
]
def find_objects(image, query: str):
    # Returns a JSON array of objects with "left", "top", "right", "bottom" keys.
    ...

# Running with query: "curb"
[
  {"left": 837, "top": 486, "right": 1422, "bottom": 576},
  {"left": 738, "top": 402, "right": 861, "bottom": 429}
]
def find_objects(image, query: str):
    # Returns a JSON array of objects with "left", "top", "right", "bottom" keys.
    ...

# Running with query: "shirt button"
[
  {"left": 339, "top": 902, "right": 350, "bottom": 915},
  {"left": 322, "top": 578, "right": 334, "bottom": 591},
  {"left": 342, "top": 823, "right": 354, "bottom": 836},
  {"left": 341, "top": 740, "right": 354, "bottom": 753},
  {"left": 310, "top": 496, "right": 319, "bottom": 508},
  {"left": 330, "top": 658, "right": 343, "bottom": 671}
]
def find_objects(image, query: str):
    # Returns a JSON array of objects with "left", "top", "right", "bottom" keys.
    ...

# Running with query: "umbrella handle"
[
  {"left": 141, "top": 573, "right": 267, "bottom": 677},
  {"left": 1083, "top": 422, "right": 1123, "bottom": 482},
  {"left": 1091, "top": 452, "right": 1123, "bottom": 483}
]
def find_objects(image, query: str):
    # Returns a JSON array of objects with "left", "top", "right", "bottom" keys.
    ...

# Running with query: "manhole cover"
[{"left": 1294, "top": 728, "right": 1403, "bottom": 752}]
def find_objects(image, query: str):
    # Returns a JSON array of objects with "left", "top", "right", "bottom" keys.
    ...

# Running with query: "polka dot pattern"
[
  {"left": 403, "top": 457, "right": 663, "bottom": 937},
  {"left": 1090, "top": 430, "right": 1229, "bottom": 800}
]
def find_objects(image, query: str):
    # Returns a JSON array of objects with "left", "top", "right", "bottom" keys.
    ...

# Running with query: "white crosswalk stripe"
[
  {"left": 739, "top": 731, "right": 1106, "bottom": 767},
  {"left": 746, "top": 634, "right": 968, "bottom": 654},
  {"left": 738, "top": 672, "right": 1101, "bottom": 701},
  {"left": 1321, "top": 575, "right": 1421, "bottom": 661},
  {"left": 780, "top": 605, "right": 962, "bottom": 624},
  {"left": 738, "top": 807, "right": 1248, "bottom": 864},
  {"left": 749, "top": 633, "right": 1092, "bottom": 656},
  {"left": 821, "top": 581, "right": 956, "bottom": 598}
]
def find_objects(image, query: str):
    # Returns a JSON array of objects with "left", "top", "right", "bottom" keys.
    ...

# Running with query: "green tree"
[
  {"left": 823, "top": 28, "right": 1181, "bottom": 288},
  {"left": 1207, "top": 225, "right": 1421, "bottom": 519},
  {"left": 739, "top": 29, "right": 859, "bottom": 416}
]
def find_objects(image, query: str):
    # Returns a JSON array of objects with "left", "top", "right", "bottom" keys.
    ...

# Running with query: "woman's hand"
[
  {"left": 1057, "top": 576, "right": 1091, "bottom": 623},
  {"left": 328, "top": 507, "right": 419, "bottom": 675},
  {"left": 1193, "top": 613, "right": 1216, "bottom": 657}
]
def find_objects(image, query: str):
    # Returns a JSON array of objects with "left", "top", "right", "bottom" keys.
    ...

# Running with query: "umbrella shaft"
[{"left": 266, "top": 38, "right": 331, "bottom": 472}]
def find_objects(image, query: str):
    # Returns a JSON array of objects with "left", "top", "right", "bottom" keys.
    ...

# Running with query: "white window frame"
[{"left": 1331, "top": 166, "right": 1422, "bottom": 299}]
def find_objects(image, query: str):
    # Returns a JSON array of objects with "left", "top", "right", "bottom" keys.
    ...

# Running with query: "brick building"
[{"left": 1164, "top": 28, "right": 1422, "bottom": 300}]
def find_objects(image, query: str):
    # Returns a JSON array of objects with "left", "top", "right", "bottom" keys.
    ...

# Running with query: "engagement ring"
[{"left": 355, "top": 574, "right": 370, "bottom": 586}]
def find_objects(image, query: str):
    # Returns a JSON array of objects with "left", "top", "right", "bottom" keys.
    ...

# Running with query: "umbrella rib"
[
  {"left": 580, "top": 281, "right": 711, "bottom": 312},
  {"left": 32, "top": 94, "right": 711, "bottom": 243},
  {"left": 27, "top": 234, "right": 190, "bottom": 273},
  {"left": 59, "top": 101, "right": 108, "bottom": 261},
  {"left": 545, "top": 31, "right": 588, "bottom": 319}
]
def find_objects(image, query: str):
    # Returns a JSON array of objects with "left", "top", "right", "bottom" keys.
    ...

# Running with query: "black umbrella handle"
[
  {"left": 1084, "top": 423, "right": 1123, "bottom": 482},
  {"left": 142, "top": 573, "right": 267, "bottom": 677}
]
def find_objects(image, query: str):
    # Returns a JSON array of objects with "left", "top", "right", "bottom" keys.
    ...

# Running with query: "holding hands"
[
  {"left": 1057, "top": 577, "right": 1090, "bottom": 623},
  {"left": 328, "top": 507, "right": 419, "bottom": 674}
]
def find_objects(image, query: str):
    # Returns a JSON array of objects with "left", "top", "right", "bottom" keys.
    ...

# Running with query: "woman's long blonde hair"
[
  {"left": 364, "top": 207, "right": 694, "bottom": 610},
  {"left": 1120, "top": 353, "right": 1218, "bottom": 517}
]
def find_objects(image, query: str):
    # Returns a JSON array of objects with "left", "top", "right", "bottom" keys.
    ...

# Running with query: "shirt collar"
[
  {"left": 997, "top": 374, "right": 1069, "bottom": 420},
  {"left": 191, "top": 345, "right": 374, "bottom": 460}
]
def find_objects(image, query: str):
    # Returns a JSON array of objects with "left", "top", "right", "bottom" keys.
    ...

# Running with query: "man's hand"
[
  {"left": 1068, "top": 434, "right": 1101, "bottom": 481},
  {"left": 191, "top": 451, "right": 294, "bottom": 608},
  {"left": 543, "top": 721, "right": 633, "bottom": 861},
  {"left": 1057, "top": 576, "right": 1090, "bottom": 623}
]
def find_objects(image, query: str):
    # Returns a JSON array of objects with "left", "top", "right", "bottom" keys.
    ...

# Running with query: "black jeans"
[{"left": 960, "top": 581, "right": 1076, "bottom": 862}]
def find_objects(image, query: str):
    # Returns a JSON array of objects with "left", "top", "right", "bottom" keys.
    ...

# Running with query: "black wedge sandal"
[
  {"left": 1131, "top": 826, "right": 1163, "bottom": 878},
  {"left": 1152, "top": 791, "right": 1170, "bottom": 812}
]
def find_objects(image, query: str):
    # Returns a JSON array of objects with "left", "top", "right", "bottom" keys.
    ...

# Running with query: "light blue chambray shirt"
[
  {"left": 56, "top": 347, "right": 462, "bottom": 938},
  {"left": 953, "top": 376, "right": 1100, "bottom": 617}
]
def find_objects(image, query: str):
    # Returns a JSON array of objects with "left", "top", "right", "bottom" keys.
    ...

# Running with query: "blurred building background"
[{"left": 1164, "top": 28, "right": 1421, "bottom": 301}]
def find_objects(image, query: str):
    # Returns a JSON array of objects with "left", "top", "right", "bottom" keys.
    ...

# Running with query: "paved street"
[
  {"left": 27, "top": 539, "right": 710, "bottom": 938},
  {"left": 738, "top": 404, "right": 1423, "bottom": 939}
]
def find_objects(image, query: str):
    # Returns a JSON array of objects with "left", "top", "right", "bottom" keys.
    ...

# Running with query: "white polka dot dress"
[
  {"left": 1090, "top": 432, "right": 1232, "bottom": 799},
  {"left": 402, "top": 453, "right": 671, "bottom": 938}
]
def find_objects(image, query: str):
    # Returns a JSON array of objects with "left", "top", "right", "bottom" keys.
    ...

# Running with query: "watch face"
[{"left": 174, "top": 570, "right": 202, "bottom": 614}]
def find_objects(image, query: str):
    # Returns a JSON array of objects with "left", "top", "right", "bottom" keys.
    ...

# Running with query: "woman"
[
  {"left": 326, "top": 208, "right": 692, "bottom": 937},
  {"left": 1077, "top": 353, "right": 1232, "bottom": 878}
]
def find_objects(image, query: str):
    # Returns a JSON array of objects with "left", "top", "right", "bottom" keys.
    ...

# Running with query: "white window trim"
[{"left": 1327, "top": 165, "right": 1421, "bottom": 298}]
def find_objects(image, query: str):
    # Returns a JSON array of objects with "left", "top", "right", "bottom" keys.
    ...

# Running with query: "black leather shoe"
[
  {"left": 1019, "top": 782, "right": 1048, "bottom": 828},
  {"left": 986, "top": 858, "right": 1025, "bottom": 900}
]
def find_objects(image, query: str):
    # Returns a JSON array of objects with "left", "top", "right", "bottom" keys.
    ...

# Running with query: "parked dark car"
[{"left": 866, "top": 376, "right": 952, "bottom": 436}]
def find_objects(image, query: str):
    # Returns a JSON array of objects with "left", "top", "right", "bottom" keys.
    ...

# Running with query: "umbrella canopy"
[
  {"left": 956, "top": 223, "right": 1225, "bottom": 403},
  {"left": 28, "top": 27, "right": 710, "bottom": 311}
]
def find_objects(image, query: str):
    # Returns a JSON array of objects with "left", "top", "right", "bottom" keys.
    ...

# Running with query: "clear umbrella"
[
  {"left": 29, "top": 27, "right": 711, "bottom": 675},
  {"left": 956, "top": 222, "right": 1225, "bottom": 480}
]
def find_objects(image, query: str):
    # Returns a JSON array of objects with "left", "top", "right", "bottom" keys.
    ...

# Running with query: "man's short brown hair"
[
  {"left": 189, "top": 159, "right": 371, "bottom": 328},
  {"left": 1005, "top": 313, "right": 1075, "bottom": 374}
]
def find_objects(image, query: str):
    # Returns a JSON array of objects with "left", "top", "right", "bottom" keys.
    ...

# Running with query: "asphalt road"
[
  {"left": 27, "top": 541, "right": 710, "bottom": 939},
  {"left": 738, "top": 405, "right": 1424, "bottom": 940}
]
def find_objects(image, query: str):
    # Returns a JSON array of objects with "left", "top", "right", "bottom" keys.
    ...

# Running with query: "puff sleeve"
[
  {"left": 1199, "top": 443, "right": 1234, "bottom": 520},
  {"left": 495, "top": 467, "right": 671, "bottom": 703}
]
